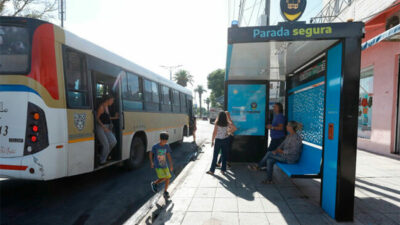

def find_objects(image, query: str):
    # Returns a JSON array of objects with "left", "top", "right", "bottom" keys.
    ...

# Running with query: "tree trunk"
[{"left": 199, "top": 94, "right": 202, "bottom": 118}]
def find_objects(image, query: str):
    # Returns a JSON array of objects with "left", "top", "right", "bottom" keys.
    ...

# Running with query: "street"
[{"left": 0, "top": 120, "right": 213, "bottom": 225}]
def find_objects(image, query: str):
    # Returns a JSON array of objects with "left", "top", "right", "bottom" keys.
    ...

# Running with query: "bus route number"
[{"left": 0, "top": 125, "right": 9, "bottom": 136}]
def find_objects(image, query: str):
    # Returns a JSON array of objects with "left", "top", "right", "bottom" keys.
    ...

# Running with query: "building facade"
[{"left": 318, "top": 0, "right": 400, "bottom": 156}]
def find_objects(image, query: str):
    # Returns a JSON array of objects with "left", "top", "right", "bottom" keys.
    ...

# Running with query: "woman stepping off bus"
[{"left": 96, "top": 95, "right": 119, "bottom": 165}]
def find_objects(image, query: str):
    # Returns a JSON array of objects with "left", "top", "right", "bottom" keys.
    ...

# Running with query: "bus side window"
[
  {"left": 172, "top": 90, "right": 180, "bottom": 113},
  {"left": 122, "top": 72, "right": 143, "bottom": 111},
  {"left": 64, "top": 48, "right": 90, "bottom": 109},
  {"left": 161, "top": 85, "right": 171, "bottom": 112},
  {"left": 143, "top": 79, "right": 159, "bottom": 112},
  {"left": 180, "top": 93, "right": 186, "bottom": 113}
]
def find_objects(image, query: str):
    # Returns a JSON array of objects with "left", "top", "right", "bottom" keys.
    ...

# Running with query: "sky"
[{"left": 60, "top": 0, "right": 323, "bottom": 107}]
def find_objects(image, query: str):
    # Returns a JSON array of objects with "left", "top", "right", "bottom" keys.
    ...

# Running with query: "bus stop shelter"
[{"left": 224, "top": 22, "right": 364, "bottom": 221}]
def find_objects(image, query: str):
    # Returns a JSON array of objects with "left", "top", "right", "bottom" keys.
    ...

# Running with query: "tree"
[
  {"left": 207, "top": 69, "right": 225, "bottom": 107},
  {"left": 173, "top": 69, "right": 194, "bottom": 87},
  {"left": 0, "top": 0, "right": 57, "bottom": 19},
  {"left": 194, "top": 85, "right": 207, "bottom": 118},
  {"left": 205, "top": 97, "right": 210, "bottom": 115}
]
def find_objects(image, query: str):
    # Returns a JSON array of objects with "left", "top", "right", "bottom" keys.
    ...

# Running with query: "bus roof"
[
  {"left": 63, "top": 30, "right": 192, "bottom": 95},
  {"left": 3, "top": 16, "right": 192, "bottom": 96}
]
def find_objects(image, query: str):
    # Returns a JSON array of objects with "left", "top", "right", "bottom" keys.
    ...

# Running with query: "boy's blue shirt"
[{"left": 152, "top": 143, "right": 172, "bottom": 169}]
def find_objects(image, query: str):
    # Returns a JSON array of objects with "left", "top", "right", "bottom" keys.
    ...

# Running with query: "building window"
[
  {"left": 64, "top": 48, "right": 89, "bottom": 108},
  {"left": 358, "top": 67, "right": 374, "bottom": 139}
]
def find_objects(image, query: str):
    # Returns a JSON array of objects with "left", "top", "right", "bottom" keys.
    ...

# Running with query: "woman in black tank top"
[{"left": 96, "top": 95, "right": 119, "bottom": 164}]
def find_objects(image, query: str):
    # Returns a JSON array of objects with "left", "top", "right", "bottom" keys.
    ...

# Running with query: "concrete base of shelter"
[{"left": 136, "top": 145, "right": 400, "bottom": 225}]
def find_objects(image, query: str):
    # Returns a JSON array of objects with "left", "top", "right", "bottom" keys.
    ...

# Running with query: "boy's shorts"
[{"left": 155, "top": 167, "right": 172, "bottom": 179}]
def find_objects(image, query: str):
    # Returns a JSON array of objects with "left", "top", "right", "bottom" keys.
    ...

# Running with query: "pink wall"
[{"left": 358, "top": 40, "right": 400, "bottom": 155}]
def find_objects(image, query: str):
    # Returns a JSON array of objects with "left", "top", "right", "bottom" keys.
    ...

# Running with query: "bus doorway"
[{"left": 92, "top": 71, "right": 123, "bottom": 167}]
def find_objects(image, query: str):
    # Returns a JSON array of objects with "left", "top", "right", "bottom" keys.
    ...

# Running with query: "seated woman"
[
  {"left": 261, "top": 121, "right": 303, "bottom": 184},
  {"left": 96, "top": 95, "right": 119, "bottom": 165}
]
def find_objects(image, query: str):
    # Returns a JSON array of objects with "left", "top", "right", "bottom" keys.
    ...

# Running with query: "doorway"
[
  {"left": 92, "top": 71, "right": 123, "bottom": 167},
  {"left": 395, "top": 57, "right": 400, "bottom": 154}
]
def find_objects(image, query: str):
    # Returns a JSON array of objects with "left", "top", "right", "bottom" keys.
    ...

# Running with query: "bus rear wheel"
[{"left": 124, "top": 137, "right": 145, "bottom": 170}]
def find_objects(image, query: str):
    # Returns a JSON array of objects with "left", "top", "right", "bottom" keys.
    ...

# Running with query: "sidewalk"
[{"left": 144, "top": 145, "right": 400, "bottom": 225}]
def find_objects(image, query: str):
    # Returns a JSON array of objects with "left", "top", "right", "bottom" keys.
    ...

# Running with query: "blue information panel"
[{"left": 228, "top": 84, "right": 266, "bottom": 136}]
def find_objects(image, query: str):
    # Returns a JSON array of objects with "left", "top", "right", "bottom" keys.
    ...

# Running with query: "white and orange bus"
[{"left": 0, "top": 17, "right": 194, "bottom": 180}]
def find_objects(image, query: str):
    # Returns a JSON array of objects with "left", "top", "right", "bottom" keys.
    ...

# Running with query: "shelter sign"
[{"left": 228, "top": 84, "right": 266, "bottom": 136}]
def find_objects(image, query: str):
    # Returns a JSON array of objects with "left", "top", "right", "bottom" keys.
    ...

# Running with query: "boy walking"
[{"left": 150, "top": 132, "right": 174, "bottom": 198}]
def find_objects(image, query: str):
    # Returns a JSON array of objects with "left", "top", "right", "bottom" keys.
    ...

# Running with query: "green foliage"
[
  {"left": 173, "top": 69, "right": 194, "bottom": 87},
  {"left": 194, "top": 85, "right": 207, "bottom": 118},
  {"left": 0, "top": 0, "right": 57, "bottom": 20},
  {"left": 207, "top": 69, "right": 225, "bottom": 107}
]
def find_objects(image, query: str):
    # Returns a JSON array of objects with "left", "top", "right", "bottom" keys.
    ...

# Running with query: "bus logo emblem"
[
  {"left": 280, "top": 0, "right": 307, "bottom": 22},
  {"left": 74, "top": 113, "right": 87, "bottom": 131}
]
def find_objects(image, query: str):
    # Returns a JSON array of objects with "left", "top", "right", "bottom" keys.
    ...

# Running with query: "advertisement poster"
[{"left": 228, "top": 84, "right": 266, "bottom": 136}]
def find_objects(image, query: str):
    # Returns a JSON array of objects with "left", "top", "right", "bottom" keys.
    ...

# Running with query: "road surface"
[{"left": 0, "top": 120, "right": 213, "bottom": 225}]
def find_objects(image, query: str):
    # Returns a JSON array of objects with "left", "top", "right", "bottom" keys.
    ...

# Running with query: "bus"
[{"left": 0, "top": 17, "right": 194, "bottom": 180}]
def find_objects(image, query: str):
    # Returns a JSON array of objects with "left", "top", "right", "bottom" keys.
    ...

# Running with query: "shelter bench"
[{"left": 276, "top": 143, "right": 322, "bottom": 178}]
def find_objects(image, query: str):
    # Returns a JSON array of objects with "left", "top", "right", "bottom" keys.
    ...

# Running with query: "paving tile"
[
  {"left": 256, "top": 187, "right": 285, "bottom": 201},
  {"left": 286, "top": 198, "right": 323, "bottom": 214},
  {"left": 211, "top": 212, "right": 240, "bottom": 225},
  {"left": 194, "top": 187, "right": 217, "bottom": 198},
  {"left": 215, "top": 187, "right": 238, "bottom": 198},
  {"left": 199, "top": 176, "right": 219, "bottom": 188},
  {"left": 153, "top": 211, "right": 186, "bottom": 225},
  {"left": 384, "top": 213, "right": 400, "bottom": 225},
  {"left": 213, "top": 198, "right": 238, "bottom": 212},
  {"left": 166, "top": 198, "right": 192, "bottom": 212},
  {"left": 260, "top": 198, "right": 292, "bottom": 213},
  {"left": 238, "top": 212, "right": 269, "bottom": 225},
  {"left": 187, "top": 198, "right": 214, "bottom": 212},
  {"left": 266, "top": 213, "right": 300, "bottom": 225},
  {"left": 237, "top": 198, "right": 265, "bottom": 213},
  {"left": 278, "top": 187, "right": 307, "bottom": 200},
  {"left": 181, "top": 212, "right": 212, "bottom": 225},
  {"left": 172, "top": 187, "right": 197, "bottom": 198},
  {"left": 295, "top": 213, "right": 333, "bottom": 225},
  {"left": 355, "top": 212, "right": 399, "bottom": 225}
]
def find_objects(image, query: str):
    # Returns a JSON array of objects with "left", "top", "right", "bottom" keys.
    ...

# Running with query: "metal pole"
[
  {"left": 60, "top": 0, "right": 64, "bottom": 28},
  {"left": 170, "top": 69, "right": 172, "bottom": 81},
  {"left": 265, "top": 0, "right": 270, "bottom": 25}
]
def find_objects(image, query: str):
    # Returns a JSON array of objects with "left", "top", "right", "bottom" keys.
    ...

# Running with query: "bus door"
[
  {"left": 92, "top": 71, "right": 123, "bottom": 166},
  {"left": 64, "top": 47, "right": 96, "bottom": 176}
]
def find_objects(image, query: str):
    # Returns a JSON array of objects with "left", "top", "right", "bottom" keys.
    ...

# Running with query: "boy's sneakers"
[
  {"left": 151, "top": 181, "right": 158, "bottom": 193},
  {"left": 163, "top": 191, "right": 170, "bottom": 198}
]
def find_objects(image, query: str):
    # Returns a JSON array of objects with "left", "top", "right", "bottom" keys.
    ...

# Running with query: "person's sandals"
[
  {"left": 247, "top": 165, "right": 259, "bottom": 171},
  {"left": 151, "top": 181, "right": 158, "bottom": 193},
  {"left": 163, "top": 191, "right": 170, "bottom": 198}
]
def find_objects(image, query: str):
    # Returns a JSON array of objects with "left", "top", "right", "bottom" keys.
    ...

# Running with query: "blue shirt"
[
  {"left": 270, "top": 113, "right": 286, "bottom": 139},
  {"left": 152, "top": 143, "right": 172, "bottom": 169}
]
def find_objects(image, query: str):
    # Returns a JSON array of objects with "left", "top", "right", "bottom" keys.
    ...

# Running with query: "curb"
[{"left": 123, "top": 140, "right": 206, "bottom": 225}]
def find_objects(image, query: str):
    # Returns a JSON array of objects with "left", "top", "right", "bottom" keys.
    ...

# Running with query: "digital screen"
[{"left": 228, "top": 84, "right": 266, "bottom": 136}]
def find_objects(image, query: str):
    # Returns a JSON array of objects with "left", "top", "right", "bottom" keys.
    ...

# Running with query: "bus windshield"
[{"left": 0, "top": 25, "right": 30, "bottom": 74}]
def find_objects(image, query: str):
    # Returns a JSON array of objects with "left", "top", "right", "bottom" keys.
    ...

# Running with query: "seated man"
[{"left": 249, "top": 121, "right": 303, "bottom": 184}]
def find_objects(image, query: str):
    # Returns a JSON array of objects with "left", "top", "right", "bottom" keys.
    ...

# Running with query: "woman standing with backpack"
[{"left": 207, "top": 111, "right": 237, "bottom": 175}]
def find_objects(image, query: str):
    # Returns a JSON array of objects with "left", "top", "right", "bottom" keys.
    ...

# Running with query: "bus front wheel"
[{"left": 124, "top": 137, "right": 145, "bottom": 170}]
